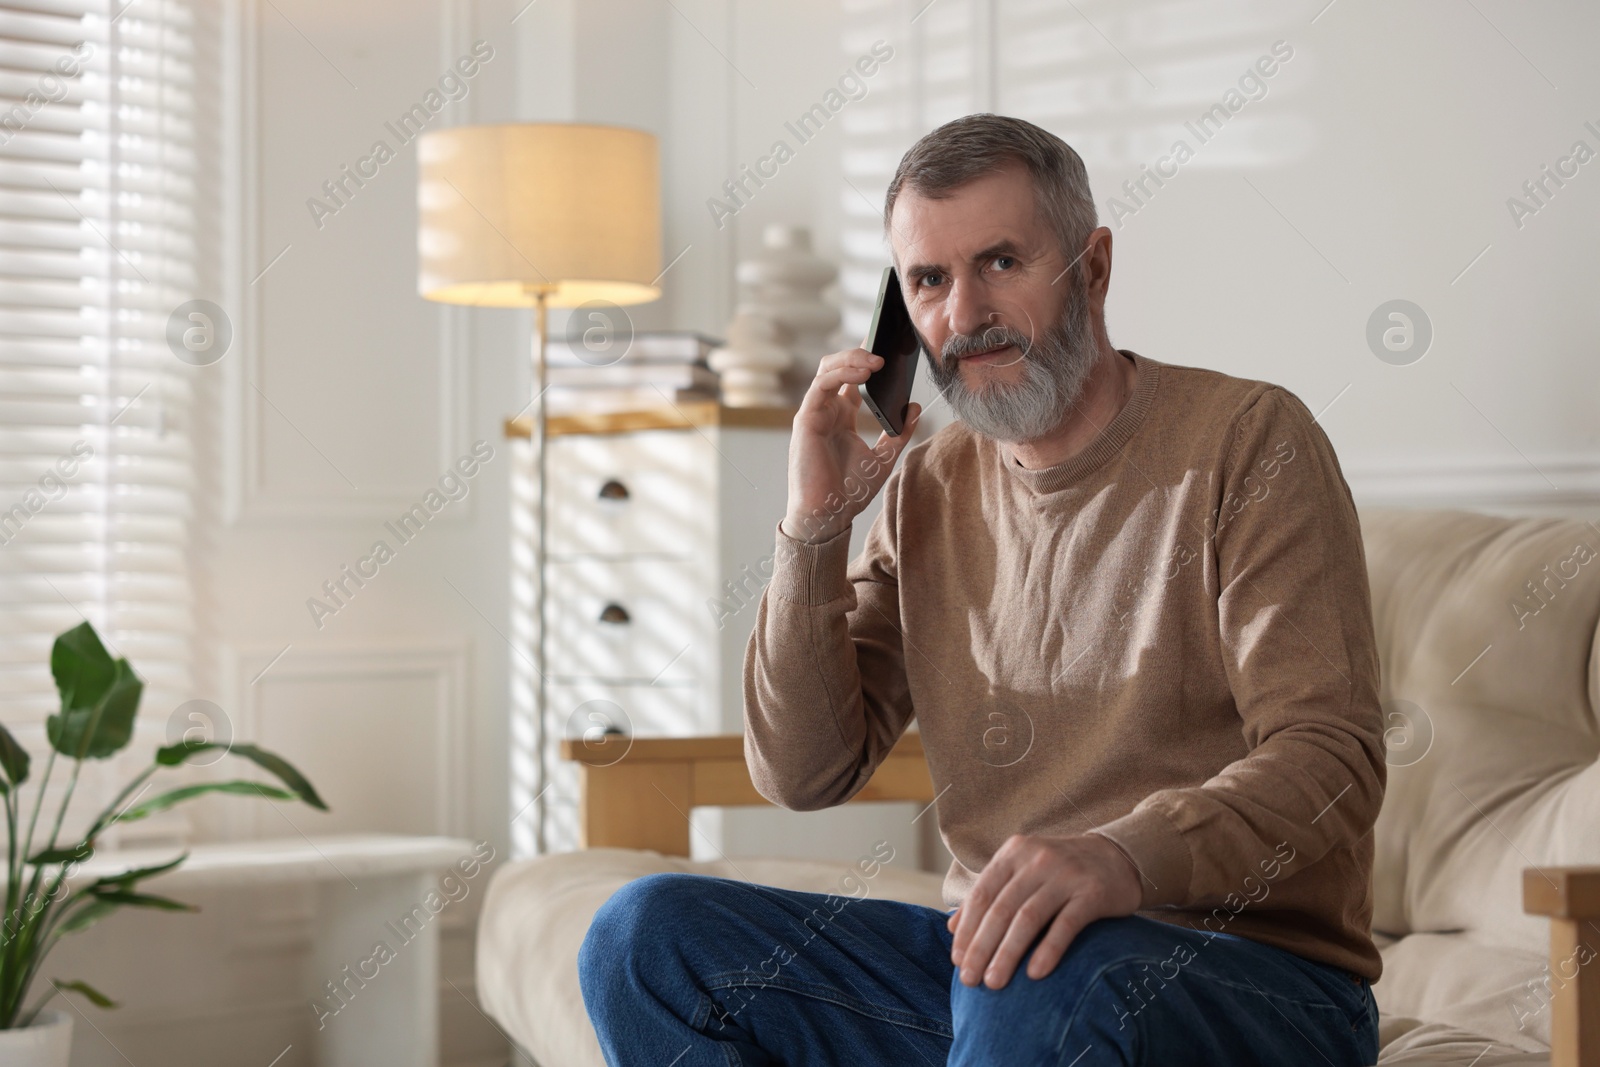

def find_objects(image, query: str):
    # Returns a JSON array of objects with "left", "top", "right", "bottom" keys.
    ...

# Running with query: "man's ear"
[{"left": 1083, "top": 226, "right": 1114, "bottom": 300}]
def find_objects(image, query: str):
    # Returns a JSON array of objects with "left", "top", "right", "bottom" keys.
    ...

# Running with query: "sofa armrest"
[
  {"left": 558, "top": 733, "right": 933, "bottom": 856},
  {"left": 1524, "top": 867, "right": 1600, "bottom": 1067}
]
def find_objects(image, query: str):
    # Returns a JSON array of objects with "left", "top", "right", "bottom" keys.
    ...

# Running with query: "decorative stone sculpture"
[
  {"left": 735, "top": 224, "right": 841, "bottom": 403},
  {"left": 709, "top": 312, "right": 792, "bottom": 407}
]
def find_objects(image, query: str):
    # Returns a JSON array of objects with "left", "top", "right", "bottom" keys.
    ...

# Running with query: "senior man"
[{"left": 579, "top": 112, "right": 1385, "bottom": 1066}]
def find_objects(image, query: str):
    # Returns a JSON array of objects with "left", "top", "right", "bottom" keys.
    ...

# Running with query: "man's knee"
[{"left": 579, "top": 872, "right": 705, "bottom": 992}]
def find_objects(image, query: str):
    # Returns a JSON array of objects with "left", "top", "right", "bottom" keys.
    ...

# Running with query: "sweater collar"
[{"left": 993, "top": 349, "right": 1161, "bottom": 494}]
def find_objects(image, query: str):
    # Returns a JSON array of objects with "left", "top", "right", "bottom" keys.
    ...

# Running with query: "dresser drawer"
[
  {"left": 545, "top": 557, "right": 706, "bottom": 682},
  {"left": 546, "top": 431, "right": 714, "bottom": 557},
  {"left": 544, "top": 681, "right": 705, "bottom": 741}
]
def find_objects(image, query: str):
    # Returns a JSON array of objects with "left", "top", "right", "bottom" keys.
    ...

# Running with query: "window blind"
[
  {"left": 0, "top": 0, "right": 196, "bottom": 728},
  {"left": 839, "top": 0, "right": 970, "bottom": 421}
]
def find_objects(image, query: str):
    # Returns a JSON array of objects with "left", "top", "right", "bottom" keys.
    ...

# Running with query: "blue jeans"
[{"left": 578, "top": 872, "right": 1379, "bottom": 1066}]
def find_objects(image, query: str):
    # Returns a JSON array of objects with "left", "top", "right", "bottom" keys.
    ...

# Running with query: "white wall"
[{"left": 834, "top": 0, "right": 1600, "bottom": 516}]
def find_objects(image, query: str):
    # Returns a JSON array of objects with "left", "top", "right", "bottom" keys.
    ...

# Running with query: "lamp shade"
[{"left": 417, "top": 123, "right": 661, "bottom": 308}]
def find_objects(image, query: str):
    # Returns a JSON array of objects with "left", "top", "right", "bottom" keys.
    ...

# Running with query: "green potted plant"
[{"left": 1, "top": 622, "right": 326, "bottom": 1066}]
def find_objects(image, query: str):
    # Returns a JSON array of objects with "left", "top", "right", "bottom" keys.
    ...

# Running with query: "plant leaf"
[
  {"left": 47, "top": 658, "right": 143, "bottom": 760},
  {"left": 86, "top": 852, "right": 188, "bottom": 892},
  {"left": 0, "top": 720, "right": 29, "bottom": 787},
  {"left": 28, "top": 841, "right": 94, "bottom": 866},
  {"left": 57, "top": 899, "right": 119, "bottom": 935},
  {"left": 115, "top": 780, "right": 294, "bottom": 824},
  {"left": 155, "top": 742, "right": 328, "bottom": 811},
  {"left": 52, "top": 978, "right": 118, "bottom": 1009},
  {"left": 87, "top": 889, "right": 196, "bottom": 913},
  {"left": 49, "top": 622, "right": 116, "bottom": 714}
]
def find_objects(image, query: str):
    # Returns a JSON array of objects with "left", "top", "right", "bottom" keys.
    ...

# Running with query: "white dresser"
[{"left": 520, "top": 403, "right": 794, "bottom": 853}]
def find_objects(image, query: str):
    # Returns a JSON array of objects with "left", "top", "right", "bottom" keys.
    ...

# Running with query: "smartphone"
[{"left": 861, "top": 265, "right": 920, "bottom": 436}]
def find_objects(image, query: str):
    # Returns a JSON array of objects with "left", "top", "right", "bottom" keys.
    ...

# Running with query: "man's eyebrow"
[{"left": 904, "top": 239, "right": 1027, "bottom": 278}]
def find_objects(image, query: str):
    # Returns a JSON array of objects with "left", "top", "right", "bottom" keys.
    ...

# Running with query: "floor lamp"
[{"left": 416, "top": 123, "right": 662, "bottom": 855}]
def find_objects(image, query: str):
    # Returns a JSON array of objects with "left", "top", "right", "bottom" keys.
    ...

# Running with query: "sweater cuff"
[
  {"left": 1090, "top": 807, "right": 1192, "bottom": 909},
  {"left": 767, "top": 520, "right": 854, "bottom": 606}
]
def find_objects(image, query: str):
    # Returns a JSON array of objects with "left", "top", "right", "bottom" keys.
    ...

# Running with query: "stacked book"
[{"left": 543, "top": 330, "right": 721, "bottom": 414}]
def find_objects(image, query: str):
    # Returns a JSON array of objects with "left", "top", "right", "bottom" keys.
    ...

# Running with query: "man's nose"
[{"left": 945, "top": 278, "right": 994, "bottom": 340}]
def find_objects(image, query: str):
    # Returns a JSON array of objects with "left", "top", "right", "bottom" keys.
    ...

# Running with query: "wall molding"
[
  {"left": 224, "top": 640, "right": 472, "bottom": 840},
  {"left": 1345, "top": 455, "right": 1600, "bottom": 514},
  {"left": 226, "top": 0, "right": 478, "bottom": 524}
]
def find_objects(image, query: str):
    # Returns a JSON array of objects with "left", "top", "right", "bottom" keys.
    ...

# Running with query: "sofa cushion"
[
  {"left": 1377, "top": 1015, "right": 1547, "bottom": 1065},
  {"left": 1375, "top": 931, "right": 1551, "bottom": 1053},
  {"left": 1361, "top": 509, "right": 1600, "bottom": 950}
]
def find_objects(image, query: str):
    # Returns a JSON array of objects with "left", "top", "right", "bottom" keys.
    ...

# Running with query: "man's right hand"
[{"left": 780, "top": 347, "right": 922, "bottom": 545}]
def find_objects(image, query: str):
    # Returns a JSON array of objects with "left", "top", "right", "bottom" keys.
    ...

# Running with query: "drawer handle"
[
  {"left": 598, "top": 603, "right": 631, "bottom": 625},
  {"left": 597, "top": 479, "right": 630, "bottom": 501}
]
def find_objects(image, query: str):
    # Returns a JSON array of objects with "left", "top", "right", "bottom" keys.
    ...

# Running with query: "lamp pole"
[{"left": 528, "top": 283, "right": 554, "bottom": 856}]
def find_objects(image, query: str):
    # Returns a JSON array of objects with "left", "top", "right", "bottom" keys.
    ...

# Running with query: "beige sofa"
[{"left": 479, "top": 508, "right": 1600, "bottom": 1066}]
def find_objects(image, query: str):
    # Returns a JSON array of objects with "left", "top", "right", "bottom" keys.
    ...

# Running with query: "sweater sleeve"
[
  {"left": 1091, "top": 386, "right": 1388, "bottom": 909},
  {"left": 741, "top": 468, "right": 917, "bottom": 811}
]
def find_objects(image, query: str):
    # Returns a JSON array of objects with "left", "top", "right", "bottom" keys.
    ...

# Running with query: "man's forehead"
[{"left": 889, "top": 169, "right": 1041, "bottom": 270}]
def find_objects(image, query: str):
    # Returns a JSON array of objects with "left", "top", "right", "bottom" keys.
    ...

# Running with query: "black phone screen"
[{"left": 861, "top": 266, "right": 920, "bottom": 436}]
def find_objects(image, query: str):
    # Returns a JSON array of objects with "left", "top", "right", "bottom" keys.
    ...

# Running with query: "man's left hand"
[{"left": 947, "top": 832, "right": 1144, "bottom": 989}]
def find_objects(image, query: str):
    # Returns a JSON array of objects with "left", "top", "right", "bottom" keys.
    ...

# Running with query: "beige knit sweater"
[{"left": 743, "top": 349, "right": 1387, "bottom": 981}]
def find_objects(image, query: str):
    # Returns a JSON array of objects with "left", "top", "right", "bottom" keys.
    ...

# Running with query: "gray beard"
[{"left": 922, "top": 276, "right": 1099, "bottom": 444}]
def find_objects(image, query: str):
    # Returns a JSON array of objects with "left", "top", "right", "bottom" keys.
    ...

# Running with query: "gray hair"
[{"left": 882, "top": 113, "right": 1098, "bottom": 275}]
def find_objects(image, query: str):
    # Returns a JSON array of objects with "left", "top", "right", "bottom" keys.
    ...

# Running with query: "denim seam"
[
  {"left": 689, "top": 987, "right": 715, "bottom": 1031},
  {"left": 685, "top": 989, "right": 747, "bottom": 1067},
  {"left": 1192, "top": 967, "right": 1374, "bottom": 1048},
  {"left": 1048, "top": 956, "right": 1354, "bottom": 1065},
  {"left": 1052, "top": 958, "right": 1156, "bottom": 1066},
  {"left": 1188, "top": 932, "right": 1375, "bottom": 1030},
  {"left": 1185, "top": 972, "right": 1360, "bottom": 1015},
  {"left": 703, "top": 972, "right": 954, "bottom": 1039}
]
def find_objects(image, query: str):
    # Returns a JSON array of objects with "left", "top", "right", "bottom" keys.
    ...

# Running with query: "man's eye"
[
  {"left": 992, "top": 256, "right": 1015, "bottom": 270},
  {"left": 919, "top": 272, "right": 943, "bottom": 287}
]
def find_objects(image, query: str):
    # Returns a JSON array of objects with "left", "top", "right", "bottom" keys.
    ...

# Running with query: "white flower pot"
[{"left": 0, "top": 1009, "right": 73, "bottom": 1067}]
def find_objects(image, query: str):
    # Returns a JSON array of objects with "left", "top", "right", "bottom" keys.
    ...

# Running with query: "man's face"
[{"left": 889, "top": 162, "right": 1105, "bottom": 443}]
